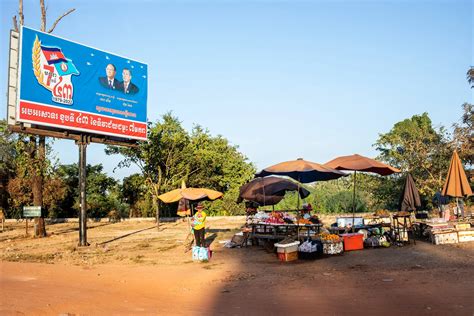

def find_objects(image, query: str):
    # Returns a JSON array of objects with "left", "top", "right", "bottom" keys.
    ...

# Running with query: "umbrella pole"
[
  {"left": 352, "top": 171, "right": 357, "bottom": 233},
  {"left": 297, "top": 176, "right": 301, "bottom": 211},
  {"left": 456, "top": 197, "right": 460, "bottom": 218}
]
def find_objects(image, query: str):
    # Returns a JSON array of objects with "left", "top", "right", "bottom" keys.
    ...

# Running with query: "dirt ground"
[{"left": 1, "top": 217, "right": 473, "bottom": 316}]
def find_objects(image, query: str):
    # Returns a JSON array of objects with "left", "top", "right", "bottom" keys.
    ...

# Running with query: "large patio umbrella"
[
  {"left": 442, "top": 151, "right": 472, "bottom": 217},
  {"left": 324, "top": 154, "right": 401, "bottom": 228},
  {"left": 159, "top": 182, "right": 223, "bottom": 250},
  {"left": 237, "top": 176, "right": 311, "bottom": 206},
  {"left": 256, "top": 158, "right": 347, "bottom": 183},
  {"left": 400, "top": 173, "right": 421, "bottom": 213},
  {"left": 255, "top": 158, "right": 347, "bottom": 208},
  {"left": 158, "top": 182, "right": 223, "bottom": 204}
]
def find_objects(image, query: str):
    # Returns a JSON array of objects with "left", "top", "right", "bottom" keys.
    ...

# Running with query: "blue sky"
[{"left": 1, "top": 0, "right": 472, "bottom": 180}]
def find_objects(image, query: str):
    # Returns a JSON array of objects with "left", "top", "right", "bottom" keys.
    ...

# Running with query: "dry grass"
[{"left": 0, "top": 218, "right": 245, "bottom": 266}]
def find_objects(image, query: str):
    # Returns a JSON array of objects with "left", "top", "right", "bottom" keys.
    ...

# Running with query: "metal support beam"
[{"left": 77, "top": 135, "right": 89, "bottom": 246}]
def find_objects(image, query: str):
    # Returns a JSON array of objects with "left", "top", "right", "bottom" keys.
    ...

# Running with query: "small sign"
[{"left": 23, "top": 206, "right": 41, "bottom": 217}]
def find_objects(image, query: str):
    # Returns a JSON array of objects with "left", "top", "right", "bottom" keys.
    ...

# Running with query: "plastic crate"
[{"left": 340, "top": 233, "right": 364, "bottom": 251}]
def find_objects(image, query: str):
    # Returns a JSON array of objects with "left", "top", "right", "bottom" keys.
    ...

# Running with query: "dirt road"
[{"left": 1, "top": 219, "right": 473, "bottom": 315}]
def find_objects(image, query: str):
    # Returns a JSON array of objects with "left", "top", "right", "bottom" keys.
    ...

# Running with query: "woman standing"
[{"left": 192, "top": 202, "right": 207, "bottom": 247}]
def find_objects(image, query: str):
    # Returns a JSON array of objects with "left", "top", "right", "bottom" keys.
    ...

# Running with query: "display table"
[{"left": 250, "top": 223, "right": 323, "bottom": 244}]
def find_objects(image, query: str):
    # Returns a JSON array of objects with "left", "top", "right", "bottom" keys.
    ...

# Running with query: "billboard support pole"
[{"left": 77, "top": 134, "right": 89, "bottom": 246}]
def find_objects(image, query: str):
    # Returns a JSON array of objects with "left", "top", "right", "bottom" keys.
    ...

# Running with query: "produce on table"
[
  {"left": 297, "top": 218, "right": 312, "bottom": 225},
  {"left": 318, "top": 233, "right": 342, "bottom": 242}
]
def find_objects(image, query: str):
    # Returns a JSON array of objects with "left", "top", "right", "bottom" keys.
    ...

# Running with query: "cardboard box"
[
  {"left": 457, "top": 230, "right": 474, "bottom": 243},
  {"left": 337, "top": 217, "right": 363, "bottom": 227},
  {"left": 277, "top": 251, "right": 298, "bottom": 262},
  {"left": 455, "top": 223, "right": 471, "bottom": 231},
  {"left": 275, "top": 241, "right": 300, "bottom": 253}
]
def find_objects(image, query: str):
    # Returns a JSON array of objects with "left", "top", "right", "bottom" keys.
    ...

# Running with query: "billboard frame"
[
  {"left": 6, "top": 27, "right": 148, "bottom": 246},
  {"left": 8, "top": 27, "right": 147, "bottom": 146}
]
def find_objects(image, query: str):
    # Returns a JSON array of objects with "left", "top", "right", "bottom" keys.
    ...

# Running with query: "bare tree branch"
[
  {"left": 40, "top": 0, "right": 46, "bottom": 32},
  {"left": 12, "top": 16, "right": 18, "bottom": 32},
  {"left": 47, "top": 8, "right": 75, "bottom": 33},
  {"left": 19, "top": 0, "right": 24, "bottom": 26}
]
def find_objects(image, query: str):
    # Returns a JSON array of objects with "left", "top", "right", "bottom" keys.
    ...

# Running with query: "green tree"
[
  {"left": 122, "top": 173, "right": 148, "bottom": 217},
  {"left": 56, "top": 163, "right": 118, "bottom": 218},
  {"left": 4, "top": 126, "right": 66, "bottom": 219},
  {"left": 451, "top": 103, "right": 473, "bottom": 168},
  {"left": 106, "top": 112, "right": 255, "bottom": 219},
  {"left": 374, "top": 113, "right": 451, "bottom": 208},
  {"left": 0, "top": 120, "right": 16, "bottom": 212}
]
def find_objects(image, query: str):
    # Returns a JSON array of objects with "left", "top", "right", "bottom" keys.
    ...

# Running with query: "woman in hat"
[{"left": 192, "top": 202, "right": 207, "bottom": 247}]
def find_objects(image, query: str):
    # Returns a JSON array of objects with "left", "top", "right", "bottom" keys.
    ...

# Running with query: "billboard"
[{"left": 17, "top": 27, "right": 147, "bottom": 140}]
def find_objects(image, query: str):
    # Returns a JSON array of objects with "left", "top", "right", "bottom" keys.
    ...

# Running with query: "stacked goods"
[
  {"left": 431, "top": 231, "right": 458, "bottom": 245},
  {"left": 340, "top": 233, "right": 364, "bottom": 251},
  {"left": 275, "top": 240, "right": 300, "bottom": 262},
  {"left": 455, "top": 223, "right": 471, "bottom": 231},
  {"left": 364, "top": 235, "right": 390, "bottom": 248},
  {"left": 298, "top": 240, "right": 322, "bottom": 260},
  {"left": 457, "top": 229, "right": 474, "bottom": 242},
  {"left": 297, "top": 218, "right": 312, "bottom": 225},
  {"left": 318, "top": 233, "right": 343, "bottom": 255},
  {"left": 263, "top": 212, "right": 295, "bottom": 224},
  {"left": 251, "top": 211, "right": 269, "bottom": 224},
  {"left": 319, "top": 233, "right": 342, "bottom": 242}
]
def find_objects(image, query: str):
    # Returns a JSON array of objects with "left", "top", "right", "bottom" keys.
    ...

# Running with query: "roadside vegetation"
[{"left": 1, "top": 105, "right": 472, "bottom": 218}]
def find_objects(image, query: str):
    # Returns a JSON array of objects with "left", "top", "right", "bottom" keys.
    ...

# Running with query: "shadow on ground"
[{"left": 206, "top": 237, "right": 474, "bottom": 315}]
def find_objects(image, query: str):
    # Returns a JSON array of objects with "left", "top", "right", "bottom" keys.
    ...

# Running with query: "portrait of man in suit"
[
  {"left": 119, "top": 68, "right": 139, "bottom": 95},
  {"left": 99, "top": 63, "right": 120, "bottom": 90}
]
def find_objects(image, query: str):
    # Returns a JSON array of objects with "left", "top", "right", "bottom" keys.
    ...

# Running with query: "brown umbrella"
[
  {"left": 324, "top": 154, "right": 401, "bottom": 228},
  {"left": 400, "top": 173, "right": 421, "bottom": 213},
  {"left": 237, "top": 176, "right": 311, "bottom": 206},
  {"left": 442, "top": 151, "right": 472, "bottom": 217},
  {"left": 256, "top": 158, "right": 347, "bottom": 183},
  {"left": 324, "top": 154, "right": 400, "bottom": 176},
  {"left": 256, "top": 158, "right": 346, "bottom": 209},
  {"left": 442, "top": 151, "right": 472, "bottom": 198}
]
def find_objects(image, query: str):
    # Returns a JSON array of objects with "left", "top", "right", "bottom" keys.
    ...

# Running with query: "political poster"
[{"left": 17, "top": 26, "right": 148, "bottom": 140}]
